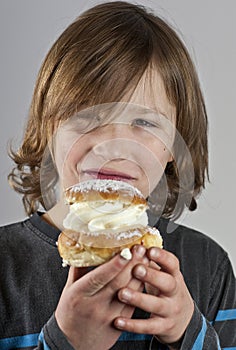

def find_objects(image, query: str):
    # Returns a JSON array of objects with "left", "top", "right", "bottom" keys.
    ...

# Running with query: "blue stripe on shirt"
[
  {"left": 215, "top": 309, "right": 236, "bottom": 322},
  {"left": 0, "top": 333, "right": 39, "bottom": 349},
  {"left": 192, "top": 315, "right": 207, "bottom": 350},
  {"left": 38, "top": 330, "right": 51, "bottom": 350},
  {"left": 118, "top": 331, "right": 152, "bottom": 341}
]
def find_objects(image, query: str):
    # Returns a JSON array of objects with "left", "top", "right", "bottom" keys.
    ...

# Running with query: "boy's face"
[{"left": 52, "top": 72, "right": 176, "bottom": 199}]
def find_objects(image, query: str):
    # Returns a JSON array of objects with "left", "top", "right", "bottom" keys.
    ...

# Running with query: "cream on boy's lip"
[{"left": 82, "top": 168, "right": 137, "bottom": 181}]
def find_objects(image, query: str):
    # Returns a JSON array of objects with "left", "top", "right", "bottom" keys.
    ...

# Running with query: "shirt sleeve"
[
  {"left": 179, "top": 254, "right": 236, "bottom": 349},
  {"left": 37, "top": 314, "right": 75, "bottom": 350}
]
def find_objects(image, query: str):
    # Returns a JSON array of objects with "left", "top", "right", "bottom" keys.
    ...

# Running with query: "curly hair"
[{"left": 8, "top": 1, "right": 208, "bottom": 218}]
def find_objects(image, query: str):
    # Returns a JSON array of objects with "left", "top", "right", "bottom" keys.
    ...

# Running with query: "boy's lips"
[{"left": 83, "top": 168, "right": 137, "bottom": 181}]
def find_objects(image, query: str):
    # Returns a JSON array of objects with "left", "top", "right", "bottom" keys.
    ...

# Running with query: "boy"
[{"left": 1, "top": 2, "right": 235, "bottom": 349}]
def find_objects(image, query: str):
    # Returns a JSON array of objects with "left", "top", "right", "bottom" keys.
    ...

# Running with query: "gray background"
[{"left": 0, "top": 0, "right": 235, "bottom": 270}]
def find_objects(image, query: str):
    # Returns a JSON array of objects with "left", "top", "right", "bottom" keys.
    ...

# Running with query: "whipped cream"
[
  {"left": 63, "top": 200, "right": 148, "bottom": 233},
  {"left": 120, "top": 248, "right": 132, "bottom": 260}
]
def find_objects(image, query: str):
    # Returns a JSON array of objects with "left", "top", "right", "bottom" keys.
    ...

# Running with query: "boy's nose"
[{"left": 101, "top": 122, "right": 132, "bottom": 139}]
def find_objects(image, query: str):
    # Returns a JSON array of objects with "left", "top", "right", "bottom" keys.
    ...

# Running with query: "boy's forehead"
[
  {"left": 55, "top": 70, "right": 176, "bottom": 131},
  {"left": 128, "top": 69, "right": 176, "bottom": 123}
]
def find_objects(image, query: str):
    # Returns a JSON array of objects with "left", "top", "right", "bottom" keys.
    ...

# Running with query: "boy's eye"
[{"left": 132, "top": 118, "right": 157, "bottom": 128}]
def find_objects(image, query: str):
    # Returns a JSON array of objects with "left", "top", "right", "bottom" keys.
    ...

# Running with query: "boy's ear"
[
  {"left": 167, "top": 150, "right": 174, "bottom": 163},
  {"left": 169, "top": 155, "right": 174, "bottom": 163}
]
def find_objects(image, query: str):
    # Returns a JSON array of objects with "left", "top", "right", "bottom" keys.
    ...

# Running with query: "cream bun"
[{"left": 57, "top": 179, "right": 162, "bottom": 267}]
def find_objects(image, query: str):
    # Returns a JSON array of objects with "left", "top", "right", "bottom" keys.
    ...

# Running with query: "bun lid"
[{"left": 64, "top": 179, "right": 147, "bottom": 206}]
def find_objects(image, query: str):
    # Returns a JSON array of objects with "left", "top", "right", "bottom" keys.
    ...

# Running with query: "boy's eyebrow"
[{"left": 138, "top": 108, "right": 170, "bottom": 120}]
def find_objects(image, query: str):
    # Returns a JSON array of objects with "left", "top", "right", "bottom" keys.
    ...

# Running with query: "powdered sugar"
[
  {"left": 77, "top": 228, "right": 143, "bottom": 240},
  {"left": 116, "top": 229, "right": 143, "bottom": 240},
  {"left": 147, "top": 226, "right": 162, "bottom": 238},
  {"left": 66, "top": 179, "right": 143, "bottom": 198}
]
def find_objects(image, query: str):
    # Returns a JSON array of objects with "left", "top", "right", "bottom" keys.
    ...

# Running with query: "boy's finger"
[
  {"left": 147, "top": 248, "right": 180, "bottom": 277},
  {"left": 104, "top": 245, "right": 148, "bottom": 296},
  {"left": 133, "top": 264, "right": 176, "bottom": 296},
  {"left": 67, "top": 245, "right": 147, "bottom": 296},
  {"left": 73, "top": 253, "right": 130, "bottom": 296},
  {"left": 66, "top": 266, "right": 90, "bottom": 286}
]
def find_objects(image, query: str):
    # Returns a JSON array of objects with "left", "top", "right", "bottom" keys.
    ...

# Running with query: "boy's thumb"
[{"left": 66, "top": 266, "right": 89, "bottom": 286}]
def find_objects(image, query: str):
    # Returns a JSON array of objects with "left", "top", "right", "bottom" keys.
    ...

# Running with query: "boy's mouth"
[{"left": 83, "top": 168, "right": 136, "bottom": 181}]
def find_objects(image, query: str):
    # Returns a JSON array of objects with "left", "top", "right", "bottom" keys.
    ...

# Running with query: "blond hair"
[{"left": 8, "top": 1, "right": 208, "bottom": 218}]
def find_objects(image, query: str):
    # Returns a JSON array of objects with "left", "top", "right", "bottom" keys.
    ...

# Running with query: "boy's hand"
[
  {"left": 114, "top": 247, "right": 194, "bottom": 346},
  {"left": 55, "top": 245, "right": 149, "bottom": 350}
]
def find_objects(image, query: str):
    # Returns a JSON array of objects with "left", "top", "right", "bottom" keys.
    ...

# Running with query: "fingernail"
[
  {"left": 150, "top": 247, "right": 160, "bottom": 259},
  {"left": 119, "top": 253, "right": 130, "bottom": 264},
  {"left": 142, "top": 256, "right": 149, "bottom": 265},
  {"left": 116, "top": 318, "right": 126, "bottom": 329},
  {"left": 120, "top": 288, "right": 132, "bottom": 302},
  {"left": 135, "top": 265, "right": 146, "bottom": 278},
  {"left": 135, "top": 245, "right": 146, "bottom": 257}
]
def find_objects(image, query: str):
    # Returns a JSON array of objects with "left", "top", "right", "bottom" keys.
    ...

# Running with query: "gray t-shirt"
[{"left": 0, "top": 213, "right": 235, "bottom": 349}]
